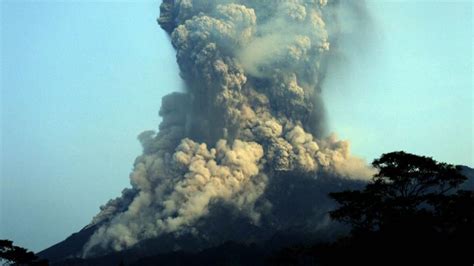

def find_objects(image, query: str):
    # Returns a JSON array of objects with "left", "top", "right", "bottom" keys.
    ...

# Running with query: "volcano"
[{"left": 40, "top": 0, "right": 382, "bottom": 264}]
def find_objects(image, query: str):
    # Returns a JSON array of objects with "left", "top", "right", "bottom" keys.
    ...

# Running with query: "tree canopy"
[
  {"left": 329, "top": 151, "right": 470, "bottom": 234},
  {"left": 275, "top": 151, "right": 474, "bottom": 265},
  {"left": 0, "top": 240, "right": 48, "bottom": 266}
]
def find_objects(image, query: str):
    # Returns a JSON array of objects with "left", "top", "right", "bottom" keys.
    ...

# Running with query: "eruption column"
[{"left": 83, "top": 0, "right": 374, "bottom": 256}]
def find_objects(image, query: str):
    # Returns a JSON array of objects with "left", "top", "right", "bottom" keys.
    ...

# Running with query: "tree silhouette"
[
  {"left": 0, "top": 240, "right": 48, "bottom": 266},
  {"left": 327, "top": 152, "right": 473, "bottom": 264},
  {"left": 329, "top": 151, "right": 468, "bottom": 234},
  {"left": 273, "top": 152, "right": 473, "bottom": 265}
]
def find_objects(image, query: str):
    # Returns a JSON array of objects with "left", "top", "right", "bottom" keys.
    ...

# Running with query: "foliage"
[
  {"left": 273, "top": 151, "right": 474, "bottom": 265},
  {"left": 0, "top": 240, "right": 48, "bottom": 266},
  {"left": 329, "top": 151, "right": 469, "bottom": 234}
]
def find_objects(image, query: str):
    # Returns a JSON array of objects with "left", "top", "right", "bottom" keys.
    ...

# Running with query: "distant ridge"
[{"left": 459, "top": 165, "right": 474, "bottom": 190}]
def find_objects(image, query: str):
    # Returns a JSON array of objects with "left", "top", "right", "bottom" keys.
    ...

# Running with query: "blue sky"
[{"left": 1, "top": 0, "right": 472, "bottom": 252}]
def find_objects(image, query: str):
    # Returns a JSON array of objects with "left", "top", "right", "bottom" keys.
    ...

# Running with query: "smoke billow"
[{"left": 82, "top": 0, "right": 374, "bottom": 257}]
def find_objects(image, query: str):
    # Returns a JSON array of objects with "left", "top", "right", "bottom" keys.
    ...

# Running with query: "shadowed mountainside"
[
  {"left": 39, "top": 174, "right": 366, "bottom": 265},
  {"left": 39, "top": 164, "right": 473, "bottom": 265}
]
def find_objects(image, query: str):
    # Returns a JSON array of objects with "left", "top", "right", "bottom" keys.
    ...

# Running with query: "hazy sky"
[{"left": 1, "top": 0, "right": 472, "bottom": 252}]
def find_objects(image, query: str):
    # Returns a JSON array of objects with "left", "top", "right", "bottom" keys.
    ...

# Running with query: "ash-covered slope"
[
  {"left": 40, "top": 175, "right": 367, "bottom": 265},
  {"left": 40, "top": 0, "right": 378, "bottom": 263}
]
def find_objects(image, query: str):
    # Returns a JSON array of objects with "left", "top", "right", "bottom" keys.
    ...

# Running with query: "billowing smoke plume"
[{"left": 82, "top": 0, "right": 374, "bottom": 257}]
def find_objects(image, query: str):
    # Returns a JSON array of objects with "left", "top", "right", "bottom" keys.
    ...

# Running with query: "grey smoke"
[{"left": 82, "top": 0, "right": 375, "bottom": 257}]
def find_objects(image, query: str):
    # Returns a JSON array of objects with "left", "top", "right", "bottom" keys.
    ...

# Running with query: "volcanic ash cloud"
[{"left": 82, "top": 0, "right": 375, "bottom": 256}]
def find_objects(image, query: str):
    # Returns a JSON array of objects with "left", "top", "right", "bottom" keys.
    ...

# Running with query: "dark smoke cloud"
[{"left": 82, "top": 0, "right": 374, "bottom": 257}]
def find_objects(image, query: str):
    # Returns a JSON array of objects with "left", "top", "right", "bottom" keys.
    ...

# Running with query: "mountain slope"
[
  {"left": 39, "top": 175, "right": 366, "bottom": 265},
  {"left": 40, "top": 165, "right": 473, "bottom": 265}
]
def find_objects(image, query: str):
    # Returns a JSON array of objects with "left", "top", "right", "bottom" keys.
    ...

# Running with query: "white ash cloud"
[{"left": 82, "top": 0, "right": 375, "bottom": 257}]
